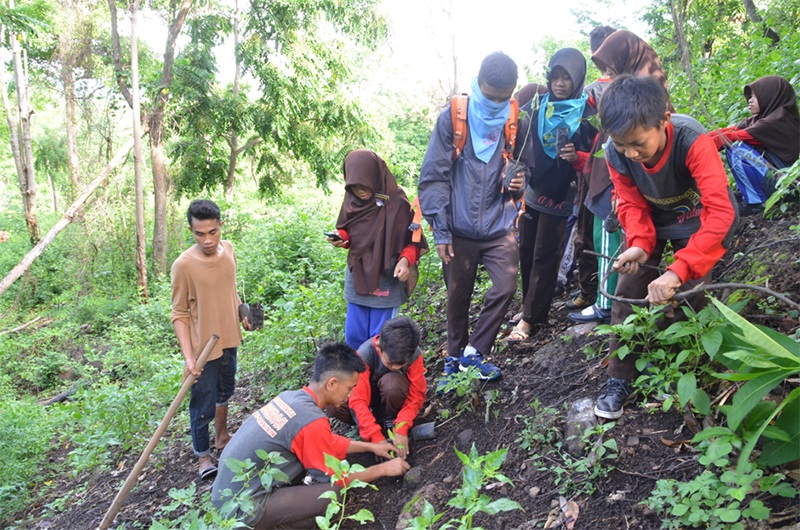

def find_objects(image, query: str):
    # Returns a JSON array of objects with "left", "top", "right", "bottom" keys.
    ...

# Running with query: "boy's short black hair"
[
  {"left": 187, "top": 199, "right": 221, "bottom": 226},
  {"left": 477, "top": 52, "right": 518, "bottom": 90},
  {"left": 598, "top": 75, "right": 668, "bottom": 137},
  {"left": 378, "top": 316, "right": 421, "bottom": 365},
  {"left": 589, "top": 26, "right": 616, "bottom": 53},
  {"left": 311, "top": 342, "right": 366, "bottom": 382}
]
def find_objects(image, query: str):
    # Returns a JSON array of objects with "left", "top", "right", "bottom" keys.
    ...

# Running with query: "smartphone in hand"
[
  {"left": 556, "top": 128, "right": 569, "bottom": 154},
  {"left": 324, "top": 231, "right": 343, "bottom": 242}
]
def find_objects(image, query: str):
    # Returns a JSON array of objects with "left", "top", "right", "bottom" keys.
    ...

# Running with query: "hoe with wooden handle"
[{"left": 97, "top": 334, "right": 220, "bottom": 530}]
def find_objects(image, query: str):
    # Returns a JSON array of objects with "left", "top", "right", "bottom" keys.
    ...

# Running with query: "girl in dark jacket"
[{"left": 509, "top": 48, "right": 597, "bottom": 342}]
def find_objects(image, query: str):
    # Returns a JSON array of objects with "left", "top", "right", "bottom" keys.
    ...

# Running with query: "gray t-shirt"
[{"left": 344, "top": 255, "right": 408, "bottom": 308}]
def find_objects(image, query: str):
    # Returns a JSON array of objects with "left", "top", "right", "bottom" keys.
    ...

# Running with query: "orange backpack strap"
[
  {"left": 451, "top": 94, "right": 469, "bottom": 161},
  {"left": 409, "top": 196, "right": 423, "bottom": 243},
  {"left": 503, "top": 97, "right": 519, "bottom": 159}
]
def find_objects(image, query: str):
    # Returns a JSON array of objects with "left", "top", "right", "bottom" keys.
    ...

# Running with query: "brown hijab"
[
  {"left": 737, "top": 75, "right": 800, "bottom": 164},
  {"left": 336, "top": 150, "right": 426, "bottom": 295},
  {"left": 591, "top": 30, "right": 674, "bottom": 112},
  {"left": 585, "top": 30, "right": 675, "bottom": 200}
]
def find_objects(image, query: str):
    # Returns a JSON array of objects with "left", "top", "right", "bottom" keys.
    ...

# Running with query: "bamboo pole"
[
  {"left": 97, "top": 334, "right": 219, "bottom": 530},
  {"left": 0, "top": 138, "right": 135, "bottom": 297}
]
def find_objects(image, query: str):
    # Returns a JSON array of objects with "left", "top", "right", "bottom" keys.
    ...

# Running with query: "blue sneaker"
[
  {"left": 435, "top": 356, "right": 460, "bottom": 395},
  {"left": 459, "top": 351, "right": 502, "bottom": 381}
]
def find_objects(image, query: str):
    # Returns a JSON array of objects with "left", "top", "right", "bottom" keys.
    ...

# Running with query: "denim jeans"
[{"left": 190, "top": 347, "right": 237, "bottom": 457}]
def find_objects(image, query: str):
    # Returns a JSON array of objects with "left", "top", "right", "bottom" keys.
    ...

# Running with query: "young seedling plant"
[
  {"left": 406, "top": 444, "right": 522, "bottom": 530},
  {"left": 387, "top": 421, "right": 408, "bottom": 458},
  {"left": 316, "top": 454, "right": 376, "bottom": 530}
]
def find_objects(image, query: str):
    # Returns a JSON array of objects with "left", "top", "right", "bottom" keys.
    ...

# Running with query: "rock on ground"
[{"left": 565, "top": 398, "right": 597, "bottom": 456}]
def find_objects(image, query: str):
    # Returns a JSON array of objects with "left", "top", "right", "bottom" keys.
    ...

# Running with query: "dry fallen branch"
[
  {"left": 589, "top": 254, "right": 800, "bottom": 312},
  {"left": 0, "top": 138, "right": 135, "bottom": 298},
  {"left": 0, "top": 315, "right": 42, "bottom": 335}
]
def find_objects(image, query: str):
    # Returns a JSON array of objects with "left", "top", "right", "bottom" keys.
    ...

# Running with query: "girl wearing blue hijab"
[{"left": 509, "top": 48, "right": 597, "bottom": 342}]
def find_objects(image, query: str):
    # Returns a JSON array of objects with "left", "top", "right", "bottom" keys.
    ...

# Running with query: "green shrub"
[{"left": 0, "top": 399, "right": 61, "bottom": 518}]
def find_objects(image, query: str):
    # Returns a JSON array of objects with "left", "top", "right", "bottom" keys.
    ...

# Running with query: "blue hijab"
[
  {"left": 537, "top": 48, "right": 588, "bottom": 159},
  {"left": 468, "top": 77, "right": 511, "bottom": 163}
]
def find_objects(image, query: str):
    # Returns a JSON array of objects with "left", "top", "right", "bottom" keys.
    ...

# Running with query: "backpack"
[{"left": 450, "top": 94, "right": 524, "bottom": 214}]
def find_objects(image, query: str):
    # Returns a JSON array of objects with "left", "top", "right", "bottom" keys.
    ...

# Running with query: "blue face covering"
[
  {"left": 537, "top": 92, "right": 589, "bottom": 159},
  {"left": 468, "top": 77, "right": 511, "bottom": 163}
]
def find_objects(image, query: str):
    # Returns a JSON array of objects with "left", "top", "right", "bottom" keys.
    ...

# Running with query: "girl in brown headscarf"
[
  {"left": 567, "top": 30, "right": 674, "bottom": 322},
  {"left": 328, "top": 150, "right": 427, "bottom": 348},
  {"left": 709, "top": 75, "right": 800, "bottom": 215}
]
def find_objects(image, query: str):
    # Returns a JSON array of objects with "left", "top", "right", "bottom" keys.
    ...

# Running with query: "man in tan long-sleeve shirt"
[{"left": 171, "top": 199, "right": 251, "bottom": 479}]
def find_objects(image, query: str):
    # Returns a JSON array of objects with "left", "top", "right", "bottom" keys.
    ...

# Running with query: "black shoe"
[
  {"left": 594, "top": 378, "right": 633, "bottom": 419},
  {"left": 553, "top": 283, "right": 566, "bottom": 297},
  {"left": 739, "top": 202, "right": 764, "bottom": 217},
  {"left": 568, "top": 304, "right": 611, "bottom": 323}
]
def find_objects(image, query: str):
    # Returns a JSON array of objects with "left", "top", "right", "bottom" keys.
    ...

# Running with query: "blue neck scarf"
[
  {"left": 468, "top": 77, "right": 511, "bottom": 163},
  {"left": 537, "top": 92, "right": 588, "bottom": 159}
]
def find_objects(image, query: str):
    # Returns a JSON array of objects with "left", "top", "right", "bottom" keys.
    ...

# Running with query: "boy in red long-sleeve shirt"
[
  {"left": 593, "top": 75, "right": 738, "bottom": 419},
  {"left": 328, "top": 316, "right": 426, "bottom": 459}
]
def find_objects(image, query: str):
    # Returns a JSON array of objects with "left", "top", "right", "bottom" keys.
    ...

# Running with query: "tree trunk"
[
  {"left": 148, "top": 0, "right": 194, "bottom": 276},
  {"left": 10, "top": 0, "right": 39, "bottom": 244},
  {"left": 48, "top": 173, "right": 58, "bottom": 212},
  {"left": 107, "top": 0, "right": 134, "bottom": 109},
  {"left": 60, "top": 23, "right": 83, "bottom": 220},
  {"left": 224, "top": 0, "right": 241, "bottom": 201},
  {"left": 0, "top": 41, "right": 25, "bottom": 202},
  {"left": 0, "top": 138, "right": 135, "bottom": 297},
  {"left": 742, "top": 0, "right": 780, "bottom": 44},
  {"left": 130, "top": 0, "right": 148, "bottom": 302}
]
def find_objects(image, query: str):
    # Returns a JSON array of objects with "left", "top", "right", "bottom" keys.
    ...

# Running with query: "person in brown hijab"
[
  {"left": 568, "top": 29, "right": 674, "bottom": 318},
  {"left": 709, "top": 75, "right": 800, "bottom": 215},
  {"left": 328, "top": 150, "right": 428, "bottom": 349}
]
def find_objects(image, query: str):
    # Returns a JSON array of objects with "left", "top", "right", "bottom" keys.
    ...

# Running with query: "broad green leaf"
[
  {"left": 692, "top": 426, "right": 734, "bottom": 443},
  {"left": 743, "top": 499, "right": 770, "bottom": 520},
  {"left": 710, "top": 371, "right": 762, "bottom": 381},
  {"left": 722, "top": 350, "right": 783, "bottom": 369},
  {"left": 711, "top": 298, "right": 800, "bottom": 364},
  {"left": 678, "top": 373, "right": 697, "bottom": 408},
  {"left": 719, "top": 507, "right": 741, "bottom": 523},
  {"left": 323, "top": 454, "right": 342, "bottom": 473},
  {"left": 349, "top": 509, "right": 375, "bottom": 523},
  {"left": 760, "top": 425, "right": 791, "bottom": 442},
  {"left": 671, "top": 503, "right": 689, "bottom": 516},
  {"left": 692, "top": 388, "right": 711, "bottom": 416},
  {"left": 701, "top": 330, "right": 723, "bottom": 356},
  {"left": 760, "top": 391, "right": 800, "bottom": 466},
  {"left": 482, "top": 498, "right": 523, "bottom": 514},
  {"left": 726, "top": 370, "right": 790, "bottom": 431},
  {"left": 739, "top": 388, "right": 800, "bottom": 482},
  {"left": 318, "top": 490, "right": 339, "bottom": 501}
]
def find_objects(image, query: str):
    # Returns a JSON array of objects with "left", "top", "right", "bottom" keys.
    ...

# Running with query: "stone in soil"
[
  {"left": 564, "top": 322, "right": 599, "bottom": 339},
  {"left": 565, "top": 398, "right": 597, "bottom": 456},
  {"left": 528, "top": 486, "right": 540, "bottom": 498},
  {"left": 395, "top": 483, "right": 439, "bottom": 530},
  {"left": 456, "top": 428, "right": 473, "bottom": 450},
  {"left": 404, "top": 466, "right": 423, "bottom": 489}
]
